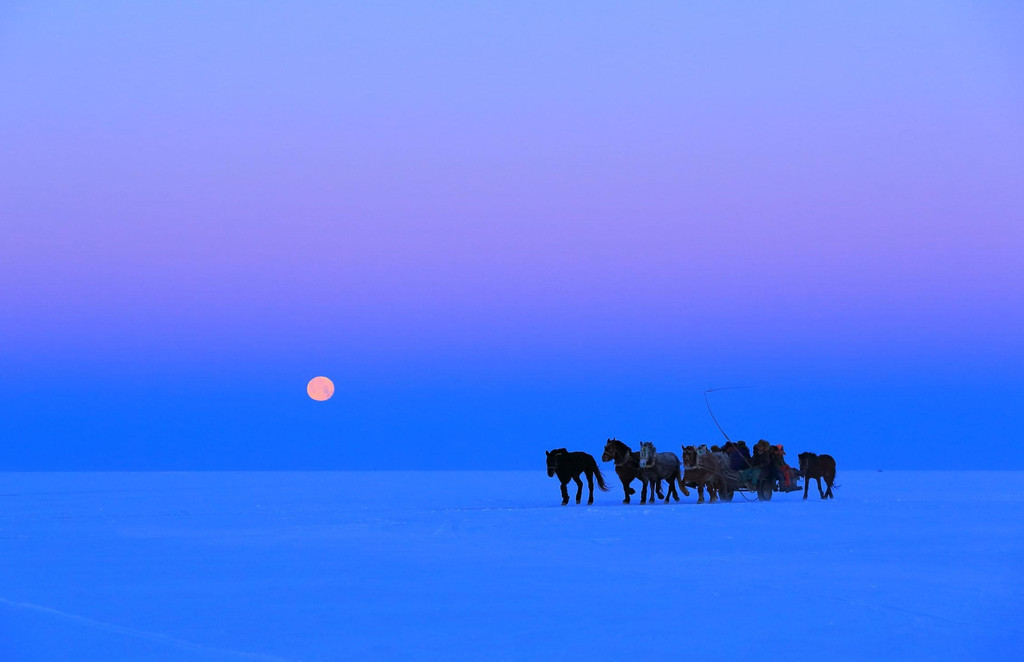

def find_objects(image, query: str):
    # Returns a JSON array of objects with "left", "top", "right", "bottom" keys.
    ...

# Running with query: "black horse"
[
  {"left": 798, "top": 452, "right": 838, "bottom": 499},
  {"left": 546, "top": 448, "right": 609, "bottom": 505},
  {"left": 601, "top": 438, "right": 664, "bottom": 504}
]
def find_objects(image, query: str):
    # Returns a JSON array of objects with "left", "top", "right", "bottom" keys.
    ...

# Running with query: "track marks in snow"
[
  {"left": 0, "top": 596, "right": 300, "bottom": 662},
  {"left": 745, "top": 582, "right": 1024, "bottom": 636}
]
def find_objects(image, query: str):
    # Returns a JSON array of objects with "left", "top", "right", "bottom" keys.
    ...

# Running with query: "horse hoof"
[{"left": 561, "top": 501, "right": 568, "bottom": 506}]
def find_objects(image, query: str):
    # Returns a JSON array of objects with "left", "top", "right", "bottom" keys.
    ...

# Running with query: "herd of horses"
[{"left": 545, "top": 439, "right": 838, "bottom": 506}]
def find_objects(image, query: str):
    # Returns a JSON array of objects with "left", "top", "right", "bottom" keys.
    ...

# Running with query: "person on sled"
[
  {"left": 724, "top": 440, "right": 750, "bottom": 472},
  {"left": 740, "top": 440, "right": 773, "bottom": 485},
  {"left": 773, "top": 444, "right": 799, "bottom": 491}
]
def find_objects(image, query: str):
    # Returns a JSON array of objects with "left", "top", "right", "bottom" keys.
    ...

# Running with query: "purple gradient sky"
[{"left": 2, "top": 2, "right": 1022, "bottom": 469}]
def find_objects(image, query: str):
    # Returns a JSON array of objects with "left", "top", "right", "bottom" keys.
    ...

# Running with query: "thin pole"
[{"left": 703, "top": 386, "right": 748, "bottom": 443}]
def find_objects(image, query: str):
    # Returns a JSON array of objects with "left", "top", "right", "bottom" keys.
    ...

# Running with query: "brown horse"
[
  {"left": 682, "top": 445, "right": 724, "bottom": 503},
  {"left": 601, "top": 438, "right": 665, "bottom": 504},
  {"left": 798, "top": 452, "right": 837, "bottom": 499}
]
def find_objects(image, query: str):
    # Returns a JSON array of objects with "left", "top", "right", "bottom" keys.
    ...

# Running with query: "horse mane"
[
  {"left": 606, "top": 438, "right": 631, "bottom": 453},
  {"left": 550, "top": 448, "right": 569, "bottom": 455}
]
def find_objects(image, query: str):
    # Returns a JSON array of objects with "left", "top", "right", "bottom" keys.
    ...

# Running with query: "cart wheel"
[
  {"left": 757, "top": 481, "right": 773, "bottom": 501},
  {"left": 719, "top": 487, "right": 734, "bottom": 502}
]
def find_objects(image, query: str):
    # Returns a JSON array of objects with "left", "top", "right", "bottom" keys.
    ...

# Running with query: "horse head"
[
  {"left": 546, "top": 448, "right": 568, "bottom": 477},
  {"left": 602, "top": 438, "right": 628, "bottom": 462},
  {"left": 798, "top": 452, "right": 817, "bottom": 474},
  {"left": 638, "top": 441, "right": 657, "bottom": 468},
  {"left": 682, "top": 445, "right": 697, "bottom": 468}
]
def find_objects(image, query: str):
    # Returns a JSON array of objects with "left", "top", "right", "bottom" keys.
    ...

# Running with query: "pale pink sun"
[{"left": 306, "top": 376, "right": 334, "bottom": 402}]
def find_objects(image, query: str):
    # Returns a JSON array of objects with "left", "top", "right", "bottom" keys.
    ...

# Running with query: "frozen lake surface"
[{"left": 2, "top": 471, "right": 1022, "bottom": 661}]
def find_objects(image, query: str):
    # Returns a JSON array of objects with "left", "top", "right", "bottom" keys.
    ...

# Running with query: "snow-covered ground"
[{"left": 1, "top": 471, "right": 1021, "bottom": 661}]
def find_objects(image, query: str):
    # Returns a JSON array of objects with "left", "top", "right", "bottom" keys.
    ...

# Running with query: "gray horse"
[{"left": 637, "top": 442, "right": 686, "bottom": 503}]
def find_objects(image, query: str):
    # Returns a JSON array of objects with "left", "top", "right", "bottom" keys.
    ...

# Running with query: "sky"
[{"left": 2, "top": 1, "right": 1022, "bottom": 470}]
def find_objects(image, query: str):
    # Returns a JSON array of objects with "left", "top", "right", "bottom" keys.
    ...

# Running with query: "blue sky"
[{"left": 2, "top": 1, "right": 1022, "bottom": 469}]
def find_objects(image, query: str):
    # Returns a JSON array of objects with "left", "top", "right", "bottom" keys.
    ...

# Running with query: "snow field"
[{"left": 1, "top": 471, "right": 1022, "bottom": 661}]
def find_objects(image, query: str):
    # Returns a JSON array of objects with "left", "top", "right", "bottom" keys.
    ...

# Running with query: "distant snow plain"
[{"left": 2, "top": 471, "right": 1021, "bottom": 661}]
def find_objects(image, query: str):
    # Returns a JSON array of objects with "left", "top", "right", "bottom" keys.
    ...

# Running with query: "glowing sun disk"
[{"left": 307, "top": 376, "right": 334, "bottom": 402}]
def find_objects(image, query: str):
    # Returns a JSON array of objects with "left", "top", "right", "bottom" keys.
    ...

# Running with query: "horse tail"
[
  {"left": 827, "top": 457, "right": 839, "bottom": 488},
  {"left": 676, "top": 473, "right": 690, "bottom": 497},
  {"left": 593, "top": 463, "right": 610, "bottom": 491}
]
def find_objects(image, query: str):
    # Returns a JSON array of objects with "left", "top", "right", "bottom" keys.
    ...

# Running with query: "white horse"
[{"left": 638, "top": 442, "right": 686, "bottom": 503}]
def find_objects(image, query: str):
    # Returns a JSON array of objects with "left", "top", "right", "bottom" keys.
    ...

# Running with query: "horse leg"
[
  {"left": 640, "top": 479, "right": 648, "bottom": 504},
  {"left": 621, "top": 477, "right": 632, "bottom": 504},
  {"left": 697, "top": 483, "right": 705, "bottom": 503},
  {"left": 656, "top": 479, "right": 665, "bottom": 500},
  {"left": 816, "top": 476, "right": 825, "bottom": 499},
  {"left": 585, "top": 470, "right": 595, "bottom": 505},
  {"left": 826, "top": 474, "right": 835, "bottom": 499},
  {"left": 708, "top": 479, "right": 717, "bottom": 503},
  {"left": 668, "top": 474, "right": 679, "bottom": 502},
  {"left": 803, "top": 476, "right": 810, "bottom": 500},
  {"left": 560, "top": 480, "right": 569, "bottom": 505},
  {"left": 573, "top": 475, "right": 584, "bottom": 504}
]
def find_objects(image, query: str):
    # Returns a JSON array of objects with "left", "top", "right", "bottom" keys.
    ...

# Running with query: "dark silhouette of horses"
[
  {"left": 601, "top": 438, "right": 665, "bottom": 504},
  {"left": 546, "top": 448, "right": 609, "bottom": 505},
  {"left": 637, "top": 442, "right": 685, "bottom": 503},
  {"left": 798, "top": 452, "right": 837, "bottom": 499}
]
